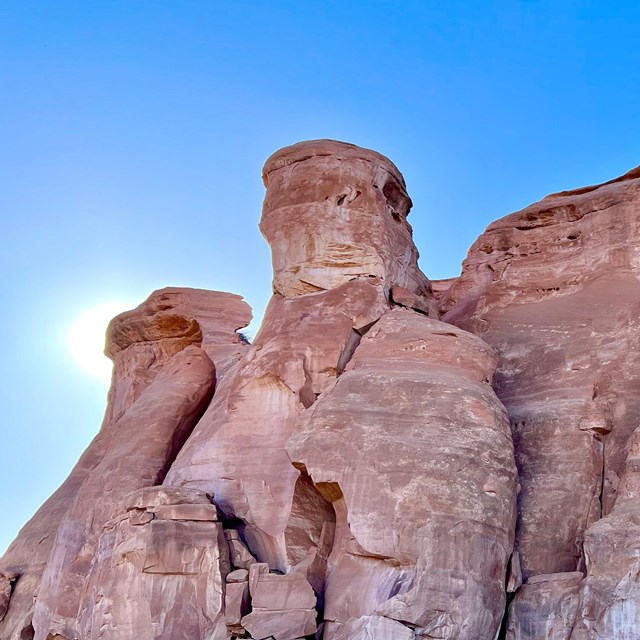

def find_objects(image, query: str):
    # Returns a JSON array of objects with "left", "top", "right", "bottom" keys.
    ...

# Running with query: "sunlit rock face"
[
  {"left": 440, "top": 166, "right": 640, "bottom": 637},
  {"left": 3, "top": 140, "right": 640, "bottom": 640},
  {"left": 287, "top": 308, "right": 517, "bottom": 639},
  {"left": 261, "top": 139, "right": 436, "bottom": 313}
]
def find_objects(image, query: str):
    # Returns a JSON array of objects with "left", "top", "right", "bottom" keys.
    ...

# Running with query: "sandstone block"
[
  {"left": 506, "top": 572, "right": 583, "bottom": 639},
  {"left": 332, "top": 615, "right": 414, "bottom": 640},
  {"left": 225, "top": 580, "right": 250, "bottom": 627},
  {"left": 152, "top": 503, "right": 218, "bottom": 521},
  {"left": 241, "top": 607, "right": 316, "bottom": 640},
  {"left": 226, "top": 569, "right": 249, "bottom": 583},
  {"left": 251, "top": 572, "right": 316, "bottom": 610}
]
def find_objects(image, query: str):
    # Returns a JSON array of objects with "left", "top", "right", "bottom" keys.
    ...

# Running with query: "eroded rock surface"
[
  {"left": 4, "top": 141, "right": 640, "bottom": 639},
  {"left": 568, "top": 423, "right": 640, "bottom": 639},
  {"left": 76, "top": 486, "right": 229, "bottom": 640},
  {"left": 440, "top": 166, "right": 640, "bottom": 637},
  {"left": 506, "top": 572, "right": 582, "bottom": 640},
  {"left": 32, "top": 345, "right": 216, "bottom": 640},
  {"left": 165, "top": 140, "right": 436, "bottom": 585},
  {"left": 0, "top": 289, "right": 248, "bottom": 640},
  {"left": 261, "top": 139, "right": 435, "bottom": 312},
  {"left": 288, "top": 308, "right": 517, "bottom": 639}
]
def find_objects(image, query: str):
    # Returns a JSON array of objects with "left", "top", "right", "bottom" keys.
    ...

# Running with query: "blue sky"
[{"left": 1, "top": 1, "right": 639, "bottom": 553}]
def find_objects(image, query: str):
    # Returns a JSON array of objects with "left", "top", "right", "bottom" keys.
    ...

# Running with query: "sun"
[{"left": 68, "top": 301, "right": 134, "bottom": 381}]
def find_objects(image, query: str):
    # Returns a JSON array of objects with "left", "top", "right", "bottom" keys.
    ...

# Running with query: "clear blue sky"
[{"left": 1, "top": 1, "right": 639, "bottom": 553}]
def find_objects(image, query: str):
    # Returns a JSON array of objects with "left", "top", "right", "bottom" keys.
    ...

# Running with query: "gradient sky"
[{"left": 2, "top": 1, "right": 639, "bottom": 553}]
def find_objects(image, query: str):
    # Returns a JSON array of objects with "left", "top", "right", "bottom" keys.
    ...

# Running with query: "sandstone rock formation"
[
  {"left": 440, "top": 165, "right": 640, "bottom": 638},
  {"left": 287, "top": 308, "right": 517, "bottom": 638},
  {"left": 0, "top": 289, "right": 250, "bottom": 640},
  {"left": 3, "top": 140, "right": 640, "bottom": 639}
]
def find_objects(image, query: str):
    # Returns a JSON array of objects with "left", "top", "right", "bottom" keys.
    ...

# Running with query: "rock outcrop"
[
  {"left": 440, "top": 165, "right": 640, "bottom": 637},
  {"left": 288, "top": 308, "right": 517, "bottom": 638},
  {"left": 0, "top": 289, "right": 250, "bottom": 640},
  {"left": 3, "top": 140, "right": 640, "bottom": 639}
]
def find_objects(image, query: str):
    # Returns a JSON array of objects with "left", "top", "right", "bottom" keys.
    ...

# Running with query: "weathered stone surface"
[
  {"left": 225, "top": 529, "right": 257, "bottom": 569},
  {"left": 251, "top": 572, "right": 316, "bottom": 610},
  {"left": 507, "top": 551, "right": 524, "bottom": 593},
  {"left": 75, "top": 488, "right": 230, "bottom": 640},
  {"left": 0, "top": 289, "right": 246, "bottom": 640},
  {"left": 152, "top": 503, "right": 218, "bottom": 521},
  {"left": 0, "top": 572, "right": 11, "bottom": 623},
  {"left": 241, "top": 568, "right": 318, "bottom": 638},
  {"left": 164, "top": 280, "right": 390, "bottom": 574},
  {"left": 249, "top": 562, "right": 270, "bottom": 596},
  {"left": 165, "top": 141, "right": 434, "bottom": 593},
  {"left": 8, "top": 143, "right": 640, "bottom": 640},
  {"left": 241, "top": 607, "right": 317, "bottom": 640},
  {"left": 441, "top": 166, "right": 640, "bottom": 584},
  {"left": 105, "top": 287, "right": 251, "bottom": 425},
  {"left": 390, "top": 284, "right": 434, "bottom": 315},
  {"left": 506, "top": 572, "right": 583, "bottom": 640},
  {"left": 288, "top": 307, "right": 518, "bottom": 639},
  {"left": 261, "top": 139, "right": 434, "bottom": 308},
  {"left": 568, "top": 423, "right": 640, "bottom": 639},
  {"left": 125, "top": 485, "right": 213, "bottom": 510},
  {"left": 31, "top": 346, "right": 216, "bottom": 640},
  {"left": 330, "top": 615, "right": 415, "bottom": 640},
  {"left": 226, "top": 568, "right": 249, "bottom": 583},
  {"left": 225, "top": 580, "right": 250, "bottom": 627}
]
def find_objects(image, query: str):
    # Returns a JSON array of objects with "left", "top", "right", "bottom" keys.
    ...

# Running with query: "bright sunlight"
[{"left": 67, "top": 301, "right": 134, "bottom": 381}]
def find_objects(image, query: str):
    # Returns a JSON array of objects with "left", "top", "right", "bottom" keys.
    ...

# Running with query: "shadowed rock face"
[
  {"left": 3, "top": 141, "right": 640, "bottom": 640},
  {"left": 0, "top": 289, "right": 250, "bottom": 640}
]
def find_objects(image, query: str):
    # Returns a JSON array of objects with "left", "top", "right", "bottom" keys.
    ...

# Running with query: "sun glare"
[{"left": 68, "top": 301, "right": 134, "bottom": 381}]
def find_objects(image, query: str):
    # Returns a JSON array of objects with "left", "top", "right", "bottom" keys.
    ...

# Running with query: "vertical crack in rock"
[{"left": 336, "top": 329, "right": 362, "bottom": 374}]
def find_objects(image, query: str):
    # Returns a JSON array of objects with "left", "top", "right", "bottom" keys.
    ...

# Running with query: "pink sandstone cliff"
[{"left": 2, "top": 140, "right": 640, "bottom": 640}]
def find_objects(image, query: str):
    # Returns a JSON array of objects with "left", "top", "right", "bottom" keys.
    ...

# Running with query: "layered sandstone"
[
  {"left": 260, "top": 139, "right": 435, "bottom": 310},
  {"left": 0, "top": 289, "right": 250, "bottom": 640},
  {"left": 440, "top": 166, "right": 640, "bottom": 637},
  {"left": 3, "top": 140, "right": 640, "bottom": 640}
]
